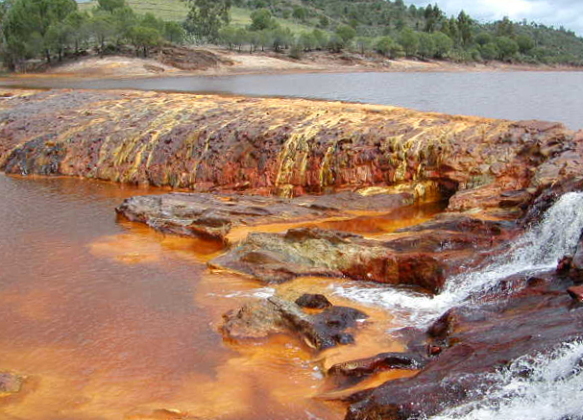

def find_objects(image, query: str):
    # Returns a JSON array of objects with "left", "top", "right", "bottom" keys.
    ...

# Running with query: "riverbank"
[{"left": 7, "top": 46, "right": 583, "bottom": 79}]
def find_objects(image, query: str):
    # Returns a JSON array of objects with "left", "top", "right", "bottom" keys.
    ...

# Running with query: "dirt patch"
[
  {"left": 47, "top": 56, "right": 181, "bottom": 77},
  {"left": 154, "top": 46, "right": 234, "bottom": 71}
]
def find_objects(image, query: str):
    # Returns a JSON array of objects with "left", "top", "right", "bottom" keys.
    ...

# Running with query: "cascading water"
[
  {"left": 428, "top": 340, "right": 583, "bottom": 420},
  {"left": 333, "top": 192, "right": 583, "bottom": 328}
]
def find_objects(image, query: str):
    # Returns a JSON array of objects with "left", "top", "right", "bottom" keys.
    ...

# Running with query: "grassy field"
[{"left": 78, "top": 0, "right": 315, "bottom": 33}]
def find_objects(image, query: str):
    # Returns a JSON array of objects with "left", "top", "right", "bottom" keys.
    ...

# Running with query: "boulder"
[
  {"left": 295, "top": 293, "right": 332, "bottom": 309},
  {"left": 222, "top": 296, "right": 367, "bottom": 351},
  {"left": 116, "top": 191, "right": 413, "bottom": 243}
]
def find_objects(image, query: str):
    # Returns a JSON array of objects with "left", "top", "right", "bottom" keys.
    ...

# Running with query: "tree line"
[
  {"left": 218, "top": 0, "right": 583, "bottom": 66},
  {"left": 214, "top": 3, "right": 582, "bottom": 65},
  {"left": 0, "top": 0, "right": 186, "bottom": 71},
  {"left": 0, "top": 0, "right": 581, "bottom": 72}
]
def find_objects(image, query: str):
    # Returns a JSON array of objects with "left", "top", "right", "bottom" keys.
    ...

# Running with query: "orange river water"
[{"left": 0, "top": 174, "right": 443, "bottom": 420}]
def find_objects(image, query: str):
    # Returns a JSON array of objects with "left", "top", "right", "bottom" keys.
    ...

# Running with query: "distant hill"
[{"left": 79, "top": 0, "right": 583, "bottom": 64}]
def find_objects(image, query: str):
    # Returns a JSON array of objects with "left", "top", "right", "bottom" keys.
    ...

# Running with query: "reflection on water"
[
  {"left": 2, "top": 71, "right": 582, "bottom": 129},
  {"left": 0, "top": 174, "right": 437, "bottom": 419}
]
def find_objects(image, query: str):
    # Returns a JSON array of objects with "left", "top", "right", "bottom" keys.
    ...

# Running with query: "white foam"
[{"left": 430, "top": 340, "right": 583, "bottom": 420}]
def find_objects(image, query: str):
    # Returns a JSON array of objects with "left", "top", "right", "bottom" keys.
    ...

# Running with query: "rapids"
[
  {"left": 429, "top": 340, "right": 583, "bottom": 420},
  {"left": 334, "top": 192, "right": 583, "bottom": 326}
]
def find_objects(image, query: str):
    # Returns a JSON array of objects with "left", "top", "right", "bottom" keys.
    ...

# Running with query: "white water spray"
[
  {"left": 333, "top": 192, "right": 583, "bottom": 327},
  {"left": 429, "top": 340, "right": 583, "bottom": 420}
]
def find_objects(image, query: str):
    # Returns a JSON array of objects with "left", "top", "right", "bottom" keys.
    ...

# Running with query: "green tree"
[
  {"left": 311, "top": 29, "right": 328, "bottom": 50},
  {"left": 65, "top": 10, "right": 90, "bottom": 54},
  {"left": 496, "top": 36, "right": 518, "bottom": 61},
  {"left": 250, "top": 8, "right": 276, "bottom": 31},
  {"left": 184, "top": 0, "right": 230, "bottom": 42},
  {"left": 355, "top": 36, "right": 372, "bottom": 55},
  {"left": 480, "top": 42, "right": 498, "bottom": 61},
  {"left": 164, "top": 21, "right": 186, "bottom": 44},
  {"left": 399, "top": 28, "right": 419, "bottom": 57},
  {"left": 432, "top": 32, "right": 453, "bottom": 58},
  {"left": 218, "top": 25, "right": 237, "bottom": 49},
  {"left": 97, "top": 0, "right": 126, "bottom": 13},
  {"left": 234, "top": 27, "right": 248, "bottom": 51},
  {"left": 456, "top": 10, "right": 472, "bottom": 46},
  {"left": 257, "top": 29, "right": 272, "bottom": 51},
  {"left": 475, "top": 32, "right": 492, "bottom": 47},
  {"left": 89, "top": 11, "right": 115, "bottom": 52},
  {"left": 335, "top": 24, "right": 356, "bottom": 44},
  {"left": 516, "top": 34, "right": 535, "bottom": 54},
  {"left": 327, "top": 33, "right": 344, "bottom": 52},
  {"left": 417, "top": 32, "right": 435, "bottom": 58},
  {"left": 298, "top": 32, "right": 317, "bottom": 51},
  {"left": 46, "top": 20, "right": 73, "bottom": 61},
  {"left": 271, "top": 27, "right": 293, "bottom": 51},
  {"left": 129, "top": 25, "right": 161, "bottom": 57},
  {"left": 292, "top": 6, "right": 306, "bottom": 21},
  {"left": 4, "top": 0, "right": 77, "bottom": 64},
  {"left": 112, "top": 6, "right": 137, "bottom": 44},
  {"left": 496, "top": 16, "right": 514, "bottom": 37},
  {"left": 374, "top": 36, "right": 393, "bottom": 56},
  {"left": 424, "top": 4, "right": 443, "bottom": 32},
  {"left": 318, "top": 15, "right": 328, "bottom": 28}
]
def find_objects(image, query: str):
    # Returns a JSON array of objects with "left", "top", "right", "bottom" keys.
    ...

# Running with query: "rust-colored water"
[{"left": 0, "top": 175, "right": 434, "bottom": 420}]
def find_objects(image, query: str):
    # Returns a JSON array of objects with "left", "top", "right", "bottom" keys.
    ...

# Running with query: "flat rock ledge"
[
  {"left": 116, "top": 191, "right": 413, "bottom": 243},
  {"left": 209, "top": 214, "right": 519, "bottom": 293}
]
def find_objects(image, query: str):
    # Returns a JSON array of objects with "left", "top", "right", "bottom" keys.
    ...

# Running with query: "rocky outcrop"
[
  {"left": 222, "top": 295, "right": 367, "bottom": 350},
  {"left": 209, "top": 213, "right": 519, "bottom": 293},
  {"left": 116, "top": 191, "right": 413, "bottom": 242},
  {"left": 344, "top": 271, "right": 583, "bottom": 420},
  {"left": 209, "top": 227, "right": 446, "bottom": 293},
  {"left": 1, "top": 89, "right": 581, "bottom": 210}
]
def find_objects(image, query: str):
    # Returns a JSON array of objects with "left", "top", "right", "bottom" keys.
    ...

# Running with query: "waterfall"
[
  {"left": 333, "top": 192, "right": 583, "bottom": 328},
  {"left": 428, "top": 340, "right": 583, "bottom": 420}
]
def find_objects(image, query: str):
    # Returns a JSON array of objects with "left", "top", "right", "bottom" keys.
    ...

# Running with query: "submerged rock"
[
  {"left": 328, "top": 352, "right": 426, "bottom": 378},
  {"left": 0, "top": 371, "right": 23, "bottom": 396},
  {"left": 222, "top": 296, "right": 367, "bottom": 350},
  {"left": 116, "top": 191, "right": 413, "bottom": 242},
  {"left": 209, "top": 227, "right": 446, "bottom": 293}
]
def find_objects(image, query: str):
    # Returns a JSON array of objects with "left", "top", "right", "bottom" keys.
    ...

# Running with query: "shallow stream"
[{"left": 0, "top": 174, "right": 440, "bottom": 420}]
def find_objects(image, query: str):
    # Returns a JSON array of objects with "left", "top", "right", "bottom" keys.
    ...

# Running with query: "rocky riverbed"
[{"left": 2, "top": 88, "right": 583, "bottom": 419}]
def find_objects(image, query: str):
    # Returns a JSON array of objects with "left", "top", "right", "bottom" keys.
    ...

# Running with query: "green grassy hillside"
[{"left": 78, "top": 0, "right": 312, "bottom": 32}]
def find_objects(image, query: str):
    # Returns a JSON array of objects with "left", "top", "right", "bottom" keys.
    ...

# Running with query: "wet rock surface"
[
  {"left": 295, "top": 293, "right": 332, "bottom": 309},
  {"left": 328, "top": 352, "right": 426, "bottom": 378},
  {"left": 0, "top": 89, "right": 581, "bottom": 210},
  {"left": 116, "top": 191, "right": 413, "bottom": 242},
  {"left": 345, "top": 272, "right": 583, "bottom": 420},
  {"left": 209, "top": 227, "right": 446, "bottom": 293},
  {"left": 222, "top": 295, "right": 367, "bottom": 351}
]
